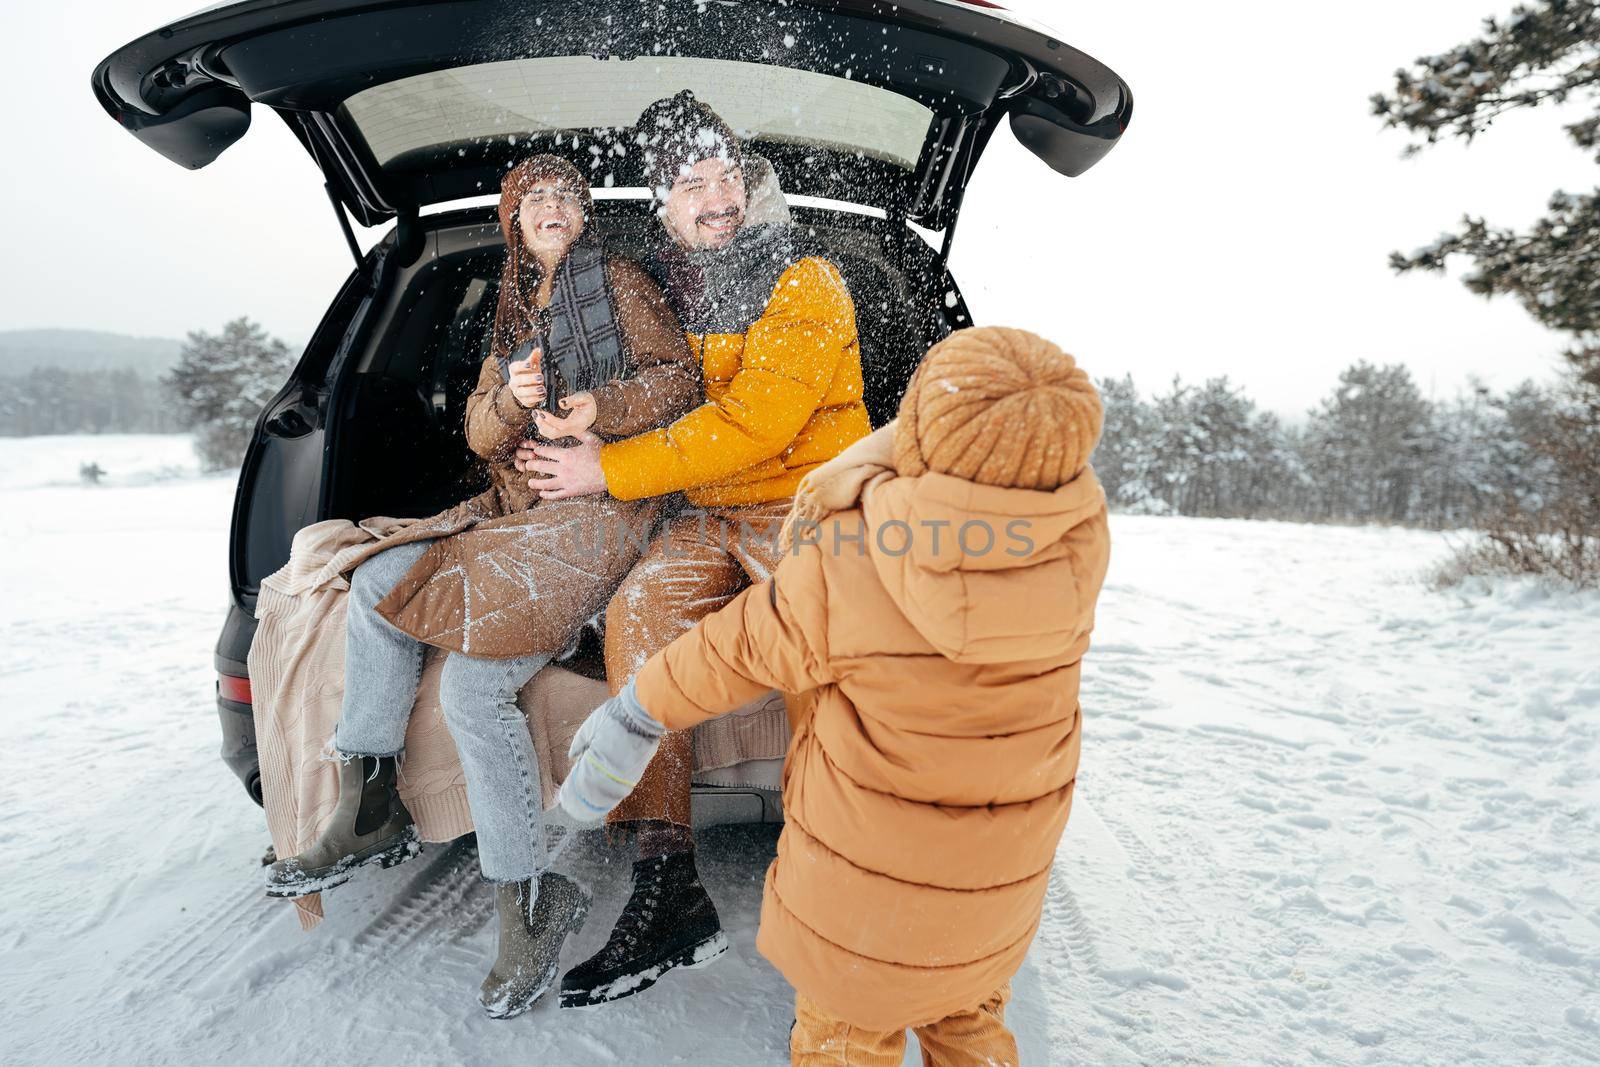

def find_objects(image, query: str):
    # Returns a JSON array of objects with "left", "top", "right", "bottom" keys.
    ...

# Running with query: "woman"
[{"left": 263, "top": 155, "right": 699, "bottom": 1019}]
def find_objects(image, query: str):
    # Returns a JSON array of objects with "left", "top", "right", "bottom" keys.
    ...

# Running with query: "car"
[{"left": 93, "top": 0, "right": 1132, "bottom": 822}]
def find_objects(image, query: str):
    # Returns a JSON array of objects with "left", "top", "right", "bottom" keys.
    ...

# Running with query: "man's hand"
[
  {"left": 557, "top": 681, "right": 665, "bottom": 823},
  {"left": 507, "top": 350, "right": 546, "bottom": 408},
  {"left": 513, "top": 439, "right": 538, "bottom": 473},
  {"left": 522, "top": 430, "right": 608, "bottom": 500},
  {"left": 532, "top": 391, "right": 597, "bottom": 440}
]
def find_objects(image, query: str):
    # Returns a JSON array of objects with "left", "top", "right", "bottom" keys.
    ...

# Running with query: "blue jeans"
[{"left": 334, "top": 540, "right": 553, "bottom": 883}]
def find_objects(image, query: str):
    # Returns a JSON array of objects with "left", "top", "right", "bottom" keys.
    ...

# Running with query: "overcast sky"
[{"left": 1, "top": 0, "right": 1591, "bottom": 414}]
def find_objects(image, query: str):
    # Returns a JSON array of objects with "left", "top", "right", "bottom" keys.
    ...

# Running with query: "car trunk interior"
[
  {"left": 323, "top": 200, "right": 957, "bottom": 533},
  {"left": 98, "top": 1, "right": 1130, "bottom": 609},
  {"left": 315, "top": 198, "right": 953, "bottom": 683}
]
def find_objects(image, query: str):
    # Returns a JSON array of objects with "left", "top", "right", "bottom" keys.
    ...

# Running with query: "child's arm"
[
  {"left": 558, "top": 543, "right": 835, "bottom": 822},
  {"left": 636, "top": 541, "right": 836, "bottom": 731}
]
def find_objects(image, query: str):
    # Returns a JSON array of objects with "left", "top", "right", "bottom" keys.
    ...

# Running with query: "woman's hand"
[
  {"left": 507, "top": 350, "right": 546, "bottom": 408},
  {"left": 533, "top": 391, "right": 597, "bottom": 440}
]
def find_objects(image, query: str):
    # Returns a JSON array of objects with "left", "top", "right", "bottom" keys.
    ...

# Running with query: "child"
[{"left": 559, "top": 326, "right": 1111, "bottom": 1064}]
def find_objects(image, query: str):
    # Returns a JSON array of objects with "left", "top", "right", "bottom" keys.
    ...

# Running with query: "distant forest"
[
  {"left": 1091, "top": 362, "right": 1569, "bottom": 531},
  {"left": 1093, "top": 360, "right": 1596, "bottom": 585},
  {"left": 0, "top": 330, "right": 186, "bottom": 435},
  {"left": 0, "top": 325, "right": 1570, "bottom": 533},
  {"left": 0, "top": 323, "right": 295, "bottom": 473},
  {"left": 0, "top": 367, "right": 187, "bottom": 435}
]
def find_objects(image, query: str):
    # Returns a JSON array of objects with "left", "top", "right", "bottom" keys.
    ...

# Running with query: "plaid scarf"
[{"left": 498, "top": 238, "right": 624, "bottom": 412}]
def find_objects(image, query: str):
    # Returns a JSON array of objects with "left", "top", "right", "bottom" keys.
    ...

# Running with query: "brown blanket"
[{"left": 249, "top": 518, "right": 789, "bottom": 929}]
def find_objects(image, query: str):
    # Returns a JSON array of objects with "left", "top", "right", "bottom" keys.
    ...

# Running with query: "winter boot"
[
  {"left": 264, "top": 754, "right": 420, "bottom": 897},
  {"left": 480, "top": 871, "right": 591, "bottom": 1019},
  {"left": 559, "top": 852, "right": 728, "bottom": 1008}
]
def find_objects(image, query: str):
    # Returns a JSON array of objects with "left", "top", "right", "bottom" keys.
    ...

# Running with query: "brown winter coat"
[
  {"left": 632, "top": 329, "right": 1111, "bottom": 1031},
  {"left": 637, "top": 446, "right": 1109, "bottom": 1029},
  {"left": 340, "top": 253, "right": 699, "bottom": 658}
]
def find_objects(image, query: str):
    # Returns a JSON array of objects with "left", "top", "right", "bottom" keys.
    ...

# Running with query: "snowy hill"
[
  {"left": 0, "top": 435, "right": 1595, "bottom": 1065},
  {"left": 0, "top": 329, "right": 184, "bottom": 377}
]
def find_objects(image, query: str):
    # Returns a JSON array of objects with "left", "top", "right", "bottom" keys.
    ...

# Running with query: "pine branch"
[{"left": 1371, "top": 0, "right": 1600, "bottom": 151}]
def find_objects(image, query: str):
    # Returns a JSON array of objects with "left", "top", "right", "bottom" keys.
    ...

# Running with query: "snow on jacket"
[
  {"left": 249, "top": 517, "right": 790, "bottom": 931},
  {"left": 338, "top": 253, "right": 700, "bottom": 660},
  {"left": 597, "top": 253, "right": 873, "bottom": 508},
  {"left": 634, "top": 428, "right": 1111, "bottom": 1030}
]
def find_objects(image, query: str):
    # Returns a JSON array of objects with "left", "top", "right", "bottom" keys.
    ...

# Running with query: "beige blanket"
[{"left": 249, "top": 518, "right": 789, "bottom": 930}]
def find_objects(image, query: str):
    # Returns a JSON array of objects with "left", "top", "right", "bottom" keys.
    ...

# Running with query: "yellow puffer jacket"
[{"left": 598, "top": 256, "right": 871, "bottom": 507}]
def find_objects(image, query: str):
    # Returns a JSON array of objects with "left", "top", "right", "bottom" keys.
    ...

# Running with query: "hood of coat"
[
  {"left": 861, "top": 468, "right": 1107, "bottom": 664},
  {"left": 742, "top": 155, "right": 792, "bottom": 228}
]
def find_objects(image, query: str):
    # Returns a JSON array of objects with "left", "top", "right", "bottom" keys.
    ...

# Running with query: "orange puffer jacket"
[
  {"left": 634, "top": 464, "right": 1111, "bottom": 1030},
  {"left": 597, "top": 256, "right": 871, "bottom": 507}
]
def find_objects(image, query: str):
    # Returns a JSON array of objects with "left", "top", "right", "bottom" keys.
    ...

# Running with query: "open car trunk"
[
  {"left": 108, "top": 0, "right": 1133, "bottom": 811},
  {"left": 227, "top": 195, "right": 950, "bottom": 811},
  {"left": 94, "top": 0, "right": 1132, "bottom": 237},
  {"left": 97, "top": 0, "right": 1132, "bottom": 610}
]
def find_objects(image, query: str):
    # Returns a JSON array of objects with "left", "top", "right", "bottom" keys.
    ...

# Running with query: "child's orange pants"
[{"left": 790, "top": 985, "right": 1017, "bottom": 1066}]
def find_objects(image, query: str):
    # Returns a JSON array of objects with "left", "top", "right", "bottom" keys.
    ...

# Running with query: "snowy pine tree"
[
  {"left": 1425, "top": 384, "right": 1500, "bottom": 528},
  {"left": 1247, "top": 412, "right": 1309, "bottom": 520},
  {"left": 163, "top": 318, "right": 294, "bottom": 471},
  {"left": 1373, "top": 0, "right": 1599, "bottom": 387},
  {"left": 1184, "top": 377, "right": 1267, "bottom": 518},
  {"left": 1091, "top": 375, "right": 1166, "bottom": 513},
  {"left": 1301, "top": 363, "right": 1435, "bottom": 524},
  {"left": 1374, "top": 0, "right": 1600, "bottom": 581}
]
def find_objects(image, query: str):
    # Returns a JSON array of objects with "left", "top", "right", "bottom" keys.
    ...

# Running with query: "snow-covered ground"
[{"left": 2, "top": 434, "right": 1596, "bottom": 1066}]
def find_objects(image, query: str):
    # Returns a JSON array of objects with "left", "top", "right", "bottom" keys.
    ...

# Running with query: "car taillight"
[{"left": 218, "top": 673, "right": 252, "bottom": 704}]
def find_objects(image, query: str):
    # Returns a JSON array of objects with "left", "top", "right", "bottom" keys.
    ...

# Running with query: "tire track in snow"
[
  {"left": 1094, "top": 800, "right": 1179, "bottom": 892},
  {"left": 1054, "top": 798, "right": 1192, "bottom": 993},
  {"left": 1024, "top": 801, "right": 1196, "bottom": 1064},
  {"left": 128, "top": 885, "right": 268, "bottom": 988},
  {"left": 235, "top": 838, "right": 494, "bottom": 1006},
  {"left": 1046, "top": 873, "right": 1105, "bottom": 978},
  {"left": 349, "top": 838, "right": 494, "bottom": 951}
]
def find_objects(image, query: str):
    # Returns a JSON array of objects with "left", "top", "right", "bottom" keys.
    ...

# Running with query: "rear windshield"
[{"left": 341, "top": 55, "right": 934, "bottom": 173}]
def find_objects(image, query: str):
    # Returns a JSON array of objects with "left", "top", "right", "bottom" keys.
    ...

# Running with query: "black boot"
[
  {"left": 264, "top": 755, "right": 420, "bottom": 897},
  {"left": 480, "top": 871, "right": 591, "bottom": 1019},
  {"left": 559, "top": 852, "right": 727, "bottom": 1008}
]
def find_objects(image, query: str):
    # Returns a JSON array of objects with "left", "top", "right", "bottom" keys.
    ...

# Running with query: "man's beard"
[
  {"left": 691, "top": 206, "right": 743, "bottom": 248},
  {"left": 649, "top": 207, "right": 799, "bottom": 335}
]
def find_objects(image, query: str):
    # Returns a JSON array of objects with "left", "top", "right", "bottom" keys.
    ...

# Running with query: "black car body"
[{"left": 94, "top": 0, "right": 1132, "bottom": 813}]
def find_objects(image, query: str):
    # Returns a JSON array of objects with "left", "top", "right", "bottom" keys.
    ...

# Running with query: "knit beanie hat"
[
  {"left": 632, "top": 90, "right": 743, "bottom": 202},
  {"left": 497, "top": 154, "right": 593, "bottom": 248},
  {"left": 893, "top": 326, "right": 1103, "bottom": 491}
]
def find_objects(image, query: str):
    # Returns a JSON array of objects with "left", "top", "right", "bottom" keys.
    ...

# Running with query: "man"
[{"left": 516, "top": 90, "right": 871, "bottom": 1007}]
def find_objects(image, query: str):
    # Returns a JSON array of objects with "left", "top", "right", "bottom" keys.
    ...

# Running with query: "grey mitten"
[{"left": 558, "top": 679, "right": 666, "bottom": 823}]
